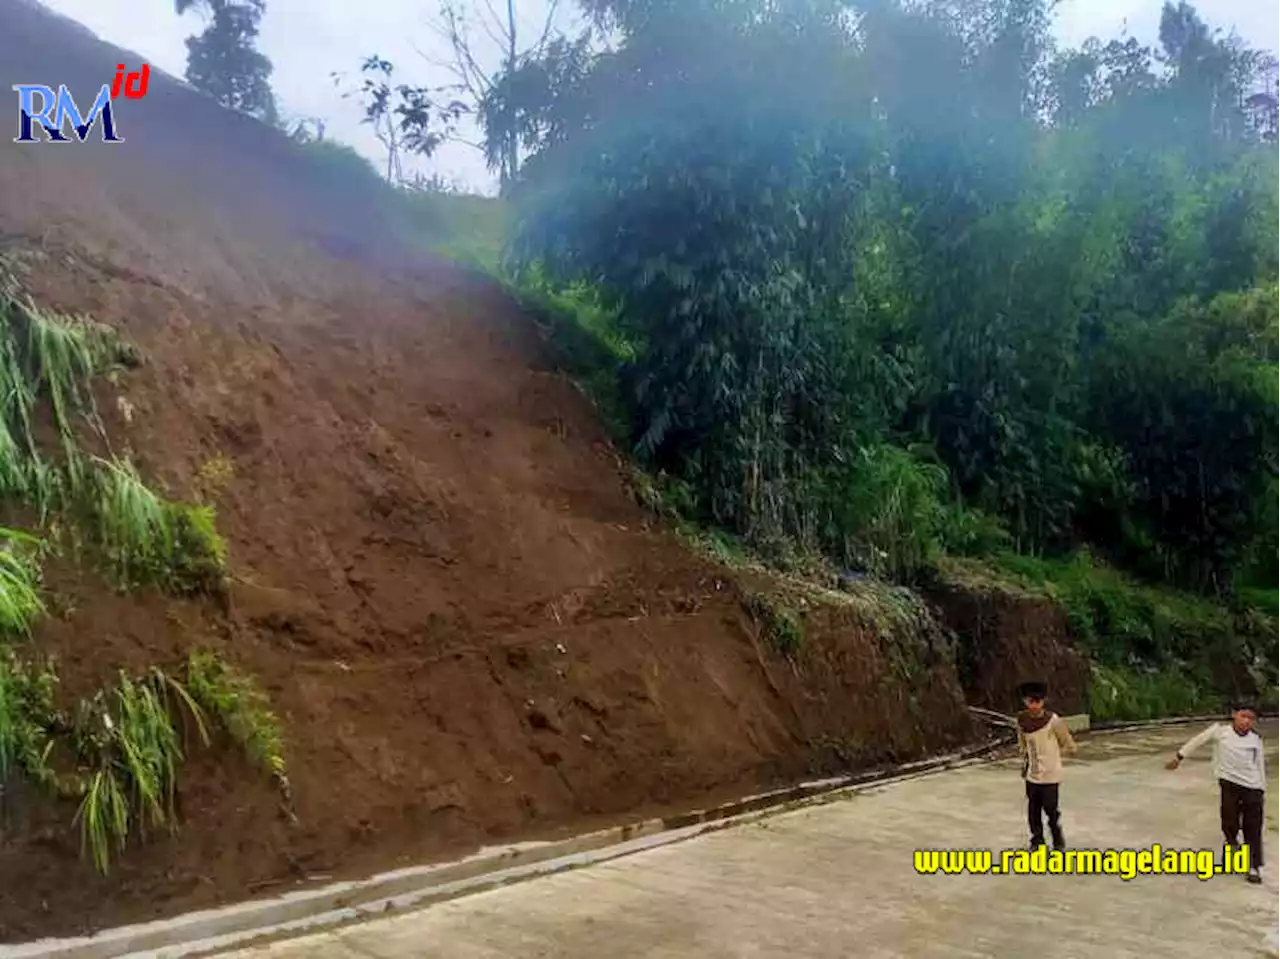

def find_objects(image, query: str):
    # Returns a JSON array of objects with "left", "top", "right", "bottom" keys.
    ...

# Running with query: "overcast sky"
[{"left": 38, "top": 0, "right": 1280, "bottom": 194}]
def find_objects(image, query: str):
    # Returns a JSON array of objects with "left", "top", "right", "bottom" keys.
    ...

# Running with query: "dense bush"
[
  {"left": 500, "top": 0, "right": 1276, "bottom": 608},
  {"left": 473, "top": 0, "right": 1279, "bottom": 708}
]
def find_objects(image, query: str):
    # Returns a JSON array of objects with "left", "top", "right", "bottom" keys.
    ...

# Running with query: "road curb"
[
  {"left": 1089, "top": 712, "right": 1279, "bottom": 735},
  {"left": 1, "top": 738, "right": 1009, "bottom": 959}
]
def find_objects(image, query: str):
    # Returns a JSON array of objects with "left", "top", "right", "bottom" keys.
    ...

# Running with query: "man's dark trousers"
[
  {"left": 1027, "top": 781, "right": 1064, "bottom": 848},
  {"left": 1220, "top": 778, "right": 1264, "bottom": 868}
]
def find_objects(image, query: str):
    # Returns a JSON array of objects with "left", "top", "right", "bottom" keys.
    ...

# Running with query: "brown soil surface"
[
  {"left": 0, "top": 0, "right": 977, "bottom": 941},
  {"left": 927, "top": 570, "right": 1091, "bottom": 716}
]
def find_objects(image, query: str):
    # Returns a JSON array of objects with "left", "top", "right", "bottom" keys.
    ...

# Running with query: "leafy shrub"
[
  {"left": 935, "top": 502, "right": 1013, "bottom": 558},
  {"left": 0, "top": 649, "right": 59, "bottom": 789},
  {"left": 999, "top": 550, "right": 1216, "bottom": 660},
  {"left": 1089, "top": 663, "right": 1217, "bottom": 723},
  {"left": 167, "top": 504, "right": 229, "bottom": 594}
]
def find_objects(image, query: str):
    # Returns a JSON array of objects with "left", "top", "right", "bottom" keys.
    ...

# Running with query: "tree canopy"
[
  {"left": 492, "top": 0, "right": 1276, "bottom": 603},
  {"left": 176, "top": 0, "right": 278, "bottom": 122}
]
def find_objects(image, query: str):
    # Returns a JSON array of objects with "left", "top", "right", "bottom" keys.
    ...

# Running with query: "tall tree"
[
  {"left": 176, "top": 0, "right": 278, "bottom": 123},
  {"left": 505, "top": 0, "right": 1278, "bottom": 593},
  {"left": 355, "top": 1, "right": 584, "bottom": 191}
]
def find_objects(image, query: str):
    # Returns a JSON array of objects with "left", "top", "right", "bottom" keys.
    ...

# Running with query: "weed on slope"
[{"left": 0, "top": 261, "right": 285, "bottom": 873}]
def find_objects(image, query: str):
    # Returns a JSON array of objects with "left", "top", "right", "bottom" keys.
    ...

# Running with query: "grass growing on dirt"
[
  {"left": 743, "top": 590, "right": 805, "bottom": 657},
  {"left": 500, "top": 266, "right": 633, "bottom": 443},
  {"left": 0, "top": 649, "right": 59, "bottom": 789},
  {"left": 0, "top": 266, "right": 229, "bottom": 596},
  {"left": 0, "top": 651, "right": 283, "bottom": 874},
  {"left": 71, "top": 667, "right": 213, "bottom": 873},
  {"left": 0, "top": 264, "right": 275, "bottom": 873},
  {"left": 990, "top": 549, "right": 1271, "bottom": 669},
  {"left": 399, "top": 191, "right": 508, "bottom": 272},
  {"left": 92, "top": 457, "right": 176, "bottom": 586},
  {"left": 186, "top": 651, "right": 288, "bottom": 793},
  {"left": 91, "top": 458, "right": 228, "bottom": 594},
  {"left": 1088, "top": 662, "right": 1219, "bottom": 723},
  {"left": 0, "top": 527, "right": 46, "bottom": 636}
]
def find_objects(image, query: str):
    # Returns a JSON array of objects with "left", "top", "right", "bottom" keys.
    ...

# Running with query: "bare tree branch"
[
  {"left": 477, "top": 0, "right": 511, "bottom": 48},
  {"left": 373, "top": 0, "right": 580, "bottom": 186},
  {"left": 535, "top": 0, "right": 562, "bottom": 54}
]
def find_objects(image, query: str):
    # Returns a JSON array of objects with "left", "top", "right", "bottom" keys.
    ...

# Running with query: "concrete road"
[{"left": 226, "top": 722, "right": 1279, "bottom": 959}]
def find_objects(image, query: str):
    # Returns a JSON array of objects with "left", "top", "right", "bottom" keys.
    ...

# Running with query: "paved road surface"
[{"left": 225, "top": 722, "right": 1279, "bottom": 959}]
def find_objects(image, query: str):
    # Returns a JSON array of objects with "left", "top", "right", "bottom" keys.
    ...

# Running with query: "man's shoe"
[
  {"left": 1029, "top": 839, "right": 1045, "bottom": 851},
  {"left": 1247, "top": 867, "right": 1262, "bottom": 885}
]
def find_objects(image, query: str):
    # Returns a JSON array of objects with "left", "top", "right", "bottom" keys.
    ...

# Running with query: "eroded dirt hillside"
[{"left": 0, "top": 0, "right": 977, "bottom": 940}]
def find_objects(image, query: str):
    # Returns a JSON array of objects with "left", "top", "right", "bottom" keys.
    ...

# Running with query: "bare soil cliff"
[{"left": 0, "top": 0, "right": 983, "bottom": 939}]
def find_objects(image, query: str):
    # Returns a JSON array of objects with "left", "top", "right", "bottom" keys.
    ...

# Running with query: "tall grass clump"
[
  {"left": 0, "top": 527, "right": 46, "bottom": 636},
  {"left": 0, "top": 655, "right": 284, "bottom": 874},
  {"left": 1, "top": 287, "right": 135, "bottom": 493},
  {"left": 92, "top": 457, "right": 174, "bottom": 586},
  {"left": 90, "top": 457, "right": 227, "bottom": 594},
  {"left": 24, "top": 304, "right": 111, "bottom": 477},
  {"left": 70, "top": 668, "right": 209, "bottom": 873},
  {"left": 186, "top": 651, "right": 289, "bottom": 800},
  {"left": 0, "top": 273, "right": 224, "bottom": 597}
]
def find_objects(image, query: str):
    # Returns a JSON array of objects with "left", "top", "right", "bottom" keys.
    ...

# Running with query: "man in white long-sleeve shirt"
[{"left": 1167, "top": 703, "right": 1267, "bottom": 884}]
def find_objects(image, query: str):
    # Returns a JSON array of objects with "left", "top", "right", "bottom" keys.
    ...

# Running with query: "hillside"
[{"left": 0, "top": 0, "right": 991, "bottom": 941}]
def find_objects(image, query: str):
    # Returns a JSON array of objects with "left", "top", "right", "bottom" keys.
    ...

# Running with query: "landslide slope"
[{"left": 0, "top": 0, "right": 973, "bottom": 939}]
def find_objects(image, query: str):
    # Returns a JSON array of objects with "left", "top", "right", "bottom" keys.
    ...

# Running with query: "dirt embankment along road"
[
  {"left": 226, "top": 723, "right": 1280, "bottom": 959},
  {"left": 0, "top": 0, "right": 1088, "bottom": 943}
]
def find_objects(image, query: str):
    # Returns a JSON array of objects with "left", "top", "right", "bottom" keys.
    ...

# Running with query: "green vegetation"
[
  {"left": 0, "top": 648, "right": 59, "bottom": 790},
  {"left": 973, "top": 549, "right": 1277, "bottom": 719},
  {"left": 72, "top": 669, "right": 204, "bottom": 872},
  {"left": 313, "top": 0, "right": 1276, "bottom": 721},
  {"left": 92, "top": 458, "right": 228, "bottom": 594},
  {"left": 398, "top": 190, "right": 508, "bottom": 272},
  {"left": 1089, "top": 663, "right": 1215, "bottom": 724},
  {"left": 441, "top": 0, "right": 1276, "bottom": 712},
  {"left": 0, "top": 266, "right": 228, "bottom": 596},
  {"left": 743, "top": 590, "right": 805, "bottom": 657},
  {"left": 0, "top": 651, "right": 284, "bottom": 874},
  {"left": 0, "top": 261, "right": 284, "bottom": 872},
  {"left": 174, "top": 0, "right": 279, "bottom": 123},
  {"left": 186, "top": 650, "right": 289, "bottom": 795},
  {"left": 0, "top": 528, "right": 47, "bottom": 636}
]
